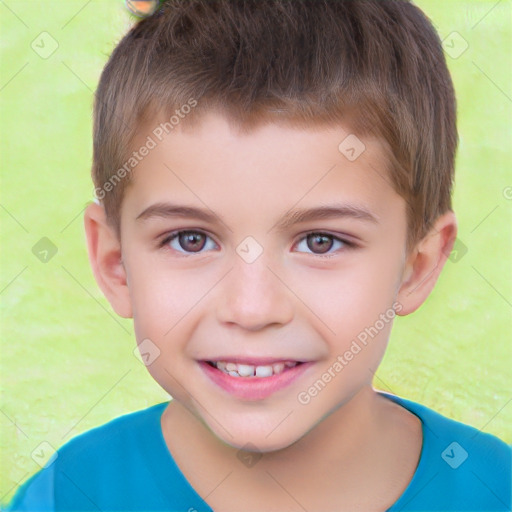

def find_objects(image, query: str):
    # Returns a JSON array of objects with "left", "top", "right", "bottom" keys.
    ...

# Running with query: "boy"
[{"left": 6, "top": 0, "right": 511, "bottom": 510}]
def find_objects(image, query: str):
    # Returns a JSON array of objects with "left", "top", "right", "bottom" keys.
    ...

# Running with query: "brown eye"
[
  {"left": 161, "top": 230, "right": 217, "bottom": 254},
  {"left": 178, "top": 231, "right": 207, "bottom": 252},
  {"left": 306, "top": 233, "right": 334, "bottom": 254},
  {"left": 294, "top": 232, "right": 353, "bottom": 256}
]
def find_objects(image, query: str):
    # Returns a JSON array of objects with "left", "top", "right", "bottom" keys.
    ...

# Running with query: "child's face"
[{"left": 118, "top": 111, "right": 410, "bottom": 451}]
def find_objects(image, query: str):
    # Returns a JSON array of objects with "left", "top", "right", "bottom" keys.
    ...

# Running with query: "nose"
[{"left": 216, "top": 255, "right": 294, "bottom": 331}]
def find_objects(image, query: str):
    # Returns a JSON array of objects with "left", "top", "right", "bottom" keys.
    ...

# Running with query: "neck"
[
  {"left": 161, "top": 386, "right": 422, "bottom": 511},
  {"left": 162, "top": 384, "right": 383, "bottom": 477}
]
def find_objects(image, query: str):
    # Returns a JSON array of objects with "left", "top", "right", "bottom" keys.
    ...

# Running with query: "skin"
[{"left": 84, "top": 111, "right": 457, "bottom": 511}]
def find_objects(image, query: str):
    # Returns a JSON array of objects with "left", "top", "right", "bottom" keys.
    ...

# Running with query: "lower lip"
[{"left": 199, "top": 361, "right": 315, "bottom": 401}]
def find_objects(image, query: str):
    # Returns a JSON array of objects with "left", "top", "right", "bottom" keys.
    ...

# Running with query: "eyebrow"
[
  {"left": 271, "top": 203, "right": 379, "bottom": 231},
  {"left": 136, "top": 203, "right": 220, "bottom": 224},
  {"left": 135, "top": 202, "right": 379, "bottom": 230}
]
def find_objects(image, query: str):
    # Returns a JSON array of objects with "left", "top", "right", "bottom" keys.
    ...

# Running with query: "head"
[{"left": 85, "top": 0, "right": 458, "bottom": 451}]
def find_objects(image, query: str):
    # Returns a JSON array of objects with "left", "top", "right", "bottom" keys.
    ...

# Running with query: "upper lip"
[{"left": 202, "top": 357, "right": 308, "bottom": 366}]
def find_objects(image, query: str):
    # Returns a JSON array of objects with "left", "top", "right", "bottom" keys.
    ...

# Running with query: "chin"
[
  {"left": 204, "top": 414, "right": 307, "bottom": 454},
  {"left": 226, "top": 433, "right": 299, "bottom": 454}
]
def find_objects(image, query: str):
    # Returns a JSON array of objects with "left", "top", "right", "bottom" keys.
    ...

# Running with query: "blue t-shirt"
[{"left": 4, "top": 392, "right": 511, "bottom": 511}]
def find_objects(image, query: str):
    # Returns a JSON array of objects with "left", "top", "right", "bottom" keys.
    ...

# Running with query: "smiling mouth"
[{"left": 206, "top": 360, "right": 303, "bottom": 378}]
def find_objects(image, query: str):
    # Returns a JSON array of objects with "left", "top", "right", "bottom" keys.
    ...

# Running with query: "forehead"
[
  {"left": 132, "top": 105, "right": 391, "bottom": 162},
  {"left": 122, "top": 110, "right": 402, "bottom": 227}
]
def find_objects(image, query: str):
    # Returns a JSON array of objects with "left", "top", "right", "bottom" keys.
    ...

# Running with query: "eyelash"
[{"left": 158, "top": 230, "right": 357, "bottom": 258}]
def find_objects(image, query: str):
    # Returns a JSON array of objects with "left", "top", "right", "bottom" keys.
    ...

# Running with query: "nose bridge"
[{"left": 216, "top": 249, "right": 294, "bottom": 330}]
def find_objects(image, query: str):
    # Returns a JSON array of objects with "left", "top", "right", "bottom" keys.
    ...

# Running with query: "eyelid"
[{"left": 294, "top": 230, "right": 358, "bottom": 245}]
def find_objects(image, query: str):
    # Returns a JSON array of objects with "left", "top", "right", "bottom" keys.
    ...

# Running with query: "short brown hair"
[{"left": 92, "top": 0, "right": 457, "bottom": 251}]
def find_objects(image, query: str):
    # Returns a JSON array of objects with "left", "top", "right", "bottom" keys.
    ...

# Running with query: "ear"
[
  {"left": 396, "top": 210, "right": 457, "bottom": 316},
  {"left": 83, "top": 202, "right": 133, "bottom": 318}
]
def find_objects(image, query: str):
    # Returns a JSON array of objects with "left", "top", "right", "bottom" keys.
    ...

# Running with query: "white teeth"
[
  {"left": 255, "top": 365, "right": 273, "bottom": 377},
  {"left": 237, "top": 364, "right": 255, "bottom": 377},
  {"left": 211, "top": 360, "right": 299, "bottom": 378}
]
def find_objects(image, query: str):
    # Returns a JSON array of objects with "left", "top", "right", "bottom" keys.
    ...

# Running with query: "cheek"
[
  {"left": 289, "top": 255, "right": 402, "bottom": 342},
  {"left": 126, "top": 259, "right": 192, "bottom": 343},
  {"left": 127, "top": 264, "right": 200, "bottom": 399}
]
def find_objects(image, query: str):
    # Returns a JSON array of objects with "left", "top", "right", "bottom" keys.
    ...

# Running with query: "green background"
[{"left": 1, "top": 0, "right": 511, "bottom": 504}]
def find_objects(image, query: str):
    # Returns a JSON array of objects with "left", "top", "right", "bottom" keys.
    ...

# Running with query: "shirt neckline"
[
  {"left": 379, "top": 392, "right": 431, "bottom": 511},
  {"left": 147, "top": 391, "right": 429, "bottom": 511},
  {"left": 140, "top": 402, "right": 213, "bottom": 510}
]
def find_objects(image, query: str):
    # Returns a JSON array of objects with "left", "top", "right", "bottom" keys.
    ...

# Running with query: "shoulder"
[
  {"left": 383, "top": 392, "right": 511, "bottom": 511},
  {"left": 3, "top": 465, "right": 55, "bottom": 512},
  {"left": 5, "top": 402, "right": 170, "bottom": 511},
  {"left": 59, "top": 401, "right": 168, "bottom": 459}
]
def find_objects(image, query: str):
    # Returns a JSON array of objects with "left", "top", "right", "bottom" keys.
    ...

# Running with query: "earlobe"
[
  {"left": 396, "top": 210, "right": 457, "bottom": 316},
  {"left": 83, "top": 202, "right": 133, "bottom": 319}
]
